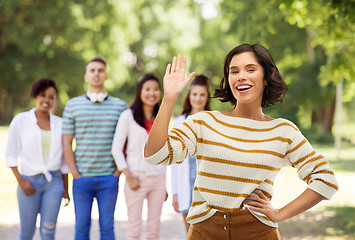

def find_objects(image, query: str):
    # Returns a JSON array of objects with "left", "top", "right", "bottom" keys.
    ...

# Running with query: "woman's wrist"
[
  {"left": 17, "top": 176, "right": 26, "bottom": 185},
  {"left": 162, "top": 94, "right": 178, "bottom": 103},
  {"left": 122, "top": 168, "right": 132, "bottom": 179}
]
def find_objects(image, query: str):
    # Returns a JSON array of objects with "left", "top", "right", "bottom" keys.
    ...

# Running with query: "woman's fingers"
[
  {"left": 22, "top": 180, "right": 36, "bottom": 196},
  {"left": 162, "top": 54, "right": 195, "bottom": 96},
  {"left": 175, "top": 54, "right": 182, "bottom": 73},
  {"left": 165, "top": 63, "right": 171, "bottom": 76},
  {"left": 25, "top": 188, "right": 36, "bottom": 196},
  {"left": 254, "top": 189, "right": 268, "bottom": 200},
  {"left": 167, "top": 54, "right": 187, "bottom": 74},
  {"left": 243, "top": 189, "right": 279, "bottom": 223},
  {"left": 181, "top": 56, "right": 187, "bottom": 72},
  {"left": 171, "top": 56, "right": 177, "bottom": 73},
  {"left": 243, "top": 190, "right": 269, "bottom": 208},
  {"left": 63, "top": 197, "right": 70, "bottom": 207},
  {"left": 129, "top": 176, "right": 140, "bottom": 190},
  {"left": 186, "top": 71, "right": 196, "bottom": 83}
]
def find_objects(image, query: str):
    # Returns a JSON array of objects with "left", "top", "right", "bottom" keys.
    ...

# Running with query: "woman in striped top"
[{"left": 144, "top": 44, "right": 338, "bottom": 240}]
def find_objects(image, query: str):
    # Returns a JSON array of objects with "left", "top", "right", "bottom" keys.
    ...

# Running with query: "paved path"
[{"left": 0, "top": 169, "right": 187, "bottom": 240}]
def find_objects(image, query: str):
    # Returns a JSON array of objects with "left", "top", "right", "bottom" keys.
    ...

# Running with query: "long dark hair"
[
  {"left": 214, "top": 44, "right": 287, "bottom": 108},
  {"left": 130, "top": 73, "right": 160, "bottom": 129},
  {"left": 181, "top": 74, "right": 211, "bottom": 116}
]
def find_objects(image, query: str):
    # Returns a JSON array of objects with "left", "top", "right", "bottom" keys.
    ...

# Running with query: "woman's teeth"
[{"left": 237, "top": 85, "right": 251, "bottom": 90}]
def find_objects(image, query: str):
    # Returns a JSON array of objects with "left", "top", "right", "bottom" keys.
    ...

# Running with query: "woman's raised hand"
[
  {"left": 144, "top": 54, "right": 194, "bottom": 158},
  {"left": 163, "top": 54, "right": 195, "bottom": 98}
]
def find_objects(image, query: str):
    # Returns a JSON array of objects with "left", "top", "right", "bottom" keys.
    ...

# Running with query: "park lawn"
[
  {"left": 0, "top": 126, "right": 354, "bottom": 239},
  {"left": 313, "top": 142, "right": 355, "bottom": 173}
]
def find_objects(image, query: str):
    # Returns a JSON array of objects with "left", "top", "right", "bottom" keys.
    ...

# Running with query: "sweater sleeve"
[
  {"left": 111, "top": 110, "right": 130, "bottom": 171},
  {"left": 285, "top": 128, "right": 338, "bottom": 200},
  {"left": 145, "top": 114, "right": 197, "bottom": 166}
]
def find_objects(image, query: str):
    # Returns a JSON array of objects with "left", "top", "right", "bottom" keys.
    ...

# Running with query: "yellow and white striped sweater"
[{"left": 145, "top": 111, "right": 338, "bottom": 227}]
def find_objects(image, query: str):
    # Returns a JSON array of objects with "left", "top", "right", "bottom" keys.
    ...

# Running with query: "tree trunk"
[
  {"left": 307, "top": 25, "right": 336, "bottom": 133},
  {"left": 311, "top": 97, "right": 336, "bottom": 132}
]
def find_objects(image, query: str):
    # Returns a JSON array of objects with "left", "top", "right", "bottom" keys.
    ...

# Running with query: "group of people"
[{"left": 6, "top": 43, "right": 338, "bottom": 240}]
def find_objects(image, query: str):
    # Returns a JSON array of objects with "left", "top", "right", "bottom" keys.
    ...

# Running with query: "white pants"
[{"left": 124, "top": 171, "right": 166, "bottom": 240}]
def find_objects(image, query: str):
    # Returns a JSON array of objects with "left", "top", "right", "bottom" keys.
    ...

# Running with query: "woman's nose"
[{"left": 237, "top": 71, "right": 246, "bottom": 81}]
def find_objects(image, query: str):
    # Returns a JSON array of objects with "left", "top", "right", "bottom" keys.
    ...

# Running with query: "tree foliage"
[
  {"left": 0, "top": 0, "right": 354, "bottom": 136},
  {"left": 0, "top": 0, "right": 133, "bottom": 121}
]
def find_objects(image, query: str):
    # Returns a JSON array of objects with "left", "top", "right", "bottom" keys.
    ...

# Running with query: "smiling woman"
[
  {"left": 112, "top": 73, "right": 167, "bottom": 240},
  {"left": 5, "top": 78, "right": 70, "bottom": 240},
  {"left": 228, "top": 52, "right": 266, "bottom": 108},
  {"left": 215, "top": 44, "right": 286, "bottom": 110},
  {"left": 144, "top": 44, "right": 338, "bottom": 240}
]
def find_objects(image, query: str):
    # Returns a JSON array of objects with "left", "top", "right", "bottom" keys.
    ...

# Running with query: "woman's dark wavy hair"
[
  {"left": 30, "top": 78, "right": 58, "bottom": 98},
  {"left": 181, "top": 74, "right": 211, "bottom": 116},
  {"left": 214, "top": 44, "right": 287, "bottom": 108},
  {"left": 130, "top": 73, "right": 160, "bottom": 129}
]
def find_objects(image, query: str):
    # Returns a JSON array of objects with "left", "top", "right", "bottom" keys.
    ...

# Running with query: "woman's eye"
[{"left": 247, "top": 69, "right": 255, "bottom": 72}]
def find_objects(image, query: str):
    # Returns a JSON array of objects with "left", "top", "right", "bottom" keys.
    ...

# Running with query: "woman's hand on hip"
[{"left": 242, "top": 189, "right": 281, "bottom": 223}]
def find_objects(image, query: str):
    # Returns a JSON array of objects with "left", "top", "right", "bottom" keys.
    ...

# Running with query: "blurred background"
[{"left": 1, "top": 0, "right": 355, "bottom": 239}]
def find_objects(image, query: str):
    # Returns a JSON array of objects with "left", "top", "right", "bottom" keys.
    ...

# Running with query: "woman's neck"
[
  {"left": 35, "top": 109, "right": 51, "bottom": 130},
  {"left": 227, "top": 103, "right": 269, "bottom": 121},
  {"left": 143, "top": 105, "right": 154, "bottom": 121},
  {"left": 190, "top": 107, "right": 204, "bottom": 115},
  {"left": 35, "top": 109, "right": 50, "bottom": 120}
]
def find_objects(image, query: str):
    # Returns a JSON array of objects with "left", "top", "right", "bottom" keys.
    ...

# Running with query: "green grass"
[
  {"left": 313, "top": 142, "right": 355, "bottom": 172},
  {"left": 279, "top": 206, "right": 355, "bottom": 239}
]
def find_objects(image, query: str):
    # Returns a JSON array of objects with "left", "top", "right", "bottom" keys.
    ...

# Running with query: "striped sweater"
[
  {"left": 145, "top": 110, "right": 338, "bottom": 227},
  {"left": 62, "top": 95, "right": 126, "bottom": 176}
]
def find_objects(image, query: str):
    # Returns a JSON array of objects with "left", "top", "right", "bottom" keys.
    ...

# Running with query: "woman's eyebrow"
[{"left": 230, "top": 63, "right": 258, "bottom": 69}]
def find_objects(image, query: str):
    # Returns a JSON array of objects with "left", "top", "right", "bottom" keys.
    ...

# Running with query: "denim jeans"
[
  {"left": 73, "top": 174, "right": 119, "bottom": 240},
  {"left": 17, "top": 170, "right": 64, "bottom": 240}
]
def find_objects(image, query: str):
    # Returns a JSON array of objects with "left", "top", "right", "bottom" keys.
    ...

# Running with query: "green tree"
[
  {"left": 280, "top": 0, "right": 355, "bottom": 131},
  {"left": 0, "top": 0, "right": 135, "bottom": 123}
]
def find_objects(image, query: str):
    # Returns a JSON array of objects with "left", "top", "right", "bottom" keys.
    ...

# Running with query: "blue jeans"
[
  {"left": 17, "top": 171, "right": 64, "bottom": 240},
  {"left": 73, "top": 174, "right": 119, "bottom": 240}
]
